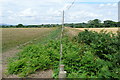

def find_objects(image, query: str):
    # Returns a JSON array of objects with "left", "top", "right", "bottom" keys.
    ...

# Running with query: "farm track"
[{"left": 2, "top": 48, "right": 21, "bottom": 78}]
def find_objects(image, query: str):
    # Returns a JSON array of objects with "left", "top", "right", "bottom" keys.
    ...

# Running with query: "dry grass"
[
  {"left": 64, "top": 27, "right": 119, "bottom": 39},
  {"left": 74, "top": 28, "right": 119, "bottom": 33},
  {"left": 64, "top": 27, "right": 83, "bottom": 40},
  {"left": 2, "top": 28, "right": 56, "bottom": 52}
]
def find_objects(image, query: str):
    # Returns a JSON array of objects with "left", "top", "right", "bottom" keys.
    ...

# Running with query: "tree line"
[
  {"left": 1, "top": 19, "right": 120, "bottom": 28},
  {"left": 1, "top": 24, "right": 61, "bottom": 28},
  {"left": 65, "top": 19, "right": 120, "bottom": 28}
]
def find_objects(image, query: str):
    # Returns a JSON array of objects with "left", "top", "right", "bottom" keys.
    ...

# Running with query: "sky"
[{"left": 0, "top": 0, "right": 119, "bottom": 25}]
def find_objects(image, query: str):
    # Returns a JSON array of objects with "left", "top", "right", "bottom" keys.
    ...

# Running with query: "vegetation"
[
  {"left": 63, "top": 30, "right": 120, "bottom": 78},
  {"left": 1, "top": 24, "right": 61, "bottom": 28},
  {"left": 65, "top": 19, "right": 120, "bottom": 28},
  {"left": 1, "top": 19, "right": 119, "bottom": 28},
  {"left": 6, "top": 29, "right": 120, "bottom": 78},
  {"left": 2, "top": 28, "right": 59, "bottom": 52},
  {"left": 7, "top": 40, "right": 60, "bottom": 77}
]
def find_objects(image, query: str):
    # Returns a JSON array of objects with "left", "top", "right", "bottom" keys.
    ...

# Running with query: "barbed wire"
[{"left": 66, "top": 0, "right": 76, "bottom": 10}]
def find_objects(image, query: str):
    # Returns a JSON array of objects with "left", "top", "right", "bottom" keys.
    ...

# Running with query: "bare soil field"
[
  {"left": 74, "top": 28, "right": 119, "bottom": 33},
  {"left": 2, "top": 28, "right": 56, "bottom": 52}
]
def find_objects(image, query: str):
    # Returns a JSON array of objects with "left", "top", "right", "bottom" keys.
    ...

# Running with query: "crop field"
[
  {"left": 2, "top": 28, "right": 57, "bottom": 52},
  {"left": 2, "top": 27, "right": 61, "bottom": 78},
  {"left": 2, "top": 27, "right": 120, "bottom": 78},
  {"left": 74, "top": 28, "right": 119, "bottom": 33}
]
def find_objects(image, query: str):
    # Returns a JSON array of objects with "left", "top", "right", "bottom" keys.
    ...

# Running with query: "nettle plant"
[
  {"left": 7, "top": 40, "right": 60, "bottom": 77},
  {"left": 75, "top": 29, "right": 120, "bottom": 78},
  {"left": 7, "top": 31, "right": 120, "bottom": 78}
]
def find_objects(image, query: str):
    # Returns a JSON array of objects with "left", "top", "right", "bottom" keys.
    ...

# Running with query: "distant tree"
[
  {"left": 10, "top": 25, "right": 13, "bottom": 28},
  {"left": 81, "top": 23, "right": 87, "bottom": 28},
  {"left": 117, "top": 22, "right": 120, "bottom": 27},
  {"left": 103, "top": 20, "right": 117, "bottom": 27},
  {"left": 88, "top": 19, "right": 101, "bottom": 28},
  {"left": 70, "top": 23, "right": 74, "bottom": 28},
  {"left": 16, "top": 24, "right": 24, "bottom": 28}
]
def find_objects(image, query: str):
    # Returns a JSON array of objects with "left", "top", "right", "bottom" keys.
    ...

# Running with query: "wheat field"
[{"left": 74, "top": 28, "right": 119, "bottom": 33}]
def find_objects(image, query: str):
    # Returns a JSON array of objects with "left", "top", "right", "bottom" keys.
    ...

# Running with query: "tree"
[
  {"left": 117, "top": 22, "right": 120, "bottom": 27},
  {"left": 88, "top": 19, "right": 101, "bottom": 28},
  {"left": 103, "top": 20, "right": 117, "bottom": 27},
  {"left": 16, "top": 24, "right": 24, "bottom": 28}
]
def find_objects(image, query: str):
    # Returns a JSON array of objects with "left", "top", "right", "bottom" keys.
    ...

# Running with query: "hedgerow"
[{"left": 68, "top": 29, "right": 120, "bottom": 78}]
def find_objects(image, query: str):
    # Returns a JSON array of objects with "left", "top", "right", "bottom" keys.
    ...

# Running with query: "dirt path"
[
  {"left": 2, "top": 48, "right": 53, "bottom": 78},
  {"left": 2, "top": 48, "right": 21, "bottom": 78}
]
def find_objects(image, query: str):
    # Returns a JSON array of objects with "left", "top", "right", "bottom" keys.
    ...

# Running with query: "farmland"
[
  {"left": 74, "top": 28, "right": 119, "bottom": 33},
  {"left": 2, "top": 27, "right": 120, "bottom": 78},
  {"left": 2, "top": 27, "right": 61, "bottom": 78},
  {"left": 2, "top": 28, "right": 57, "bottom": 52}
]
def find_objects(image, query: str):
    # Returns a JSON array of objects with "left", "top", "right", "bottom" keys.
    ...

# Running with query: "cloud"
[
  {"left": 18, "top": 8, "right": 37, "bottom": 17},
  {"left": 112, "top": 3, "right": 117, "bottom": 7},
  {"left": 99, "top": 4, "right": 105, "bottom": 7},
  {"left": 75, "top": 0, "right": 119, "bottom": 2},
  {"left": 66, "top": 10, "right": 103, "bottom": 22},
  {"left": 6, "top": 9, "right": 38, "bottom": 24},
  {"left": 1, "top": 0, "right": 118, "bottom": 24},
  {"left": 62, "top": 3, "right": 72, "bottom": 11},
  {"left": 99, "top": 3, "right": 118, "bottom": 7},
  {"left": 106, "top": 3, "right": 112, "bottom": 6}
]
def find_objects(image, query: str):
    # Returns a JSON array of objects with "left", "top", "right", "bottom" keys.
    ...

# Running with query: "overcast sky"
[{"left": 0, "top": 0, "right": 119, "bottom": 25}]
